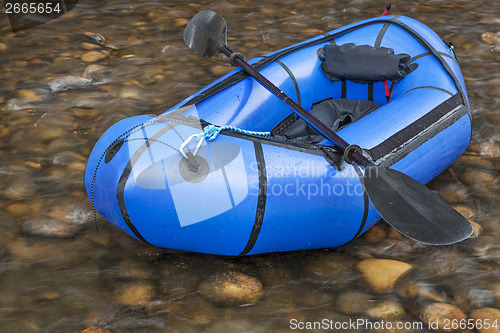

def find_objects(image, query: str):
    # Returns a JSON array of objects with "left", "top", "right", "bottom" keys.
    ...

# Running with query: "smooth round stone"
[
  {"left": 17, "top": 89, "right": 43, "bottom": 103},
  {"left": 400, "top": 283, "right": 447, "bottom": 303},
  {"left": 469, "top": 220, "right": 482, "bottom": 238},
  {"left": 478, "top": 142, "right": 500, "bottom": 158},
  {"left": 81, "top": 51, "right": 109, "bottom": 63},
  {"left": 0, "top": 124, "right": 8, "bottom": 139},
  {"left": 440, "top": 186, "right": 468, "bottom": 205},
  {"left": 47, "top": 203, "right": 93, "bottom": 225},
  {"left": 115, "top": 282, "right": 154, "bottom": 307},
  {"left": 2, "top": 177, "right": 37, "bottom": 200},
  {"left": 199, "top": 271, "right": 264, "bottom": 306},
  {"left": 357, "top": 259, "right": 413, "bottom": 293},
  {"left": 473, "top": 235, "right": 500, "bottom": 261},
  {"left": 420, "top": 302, "right": 468, "bottom": 333},
  {"left": 367, "top": 299, "right": 405, "bottom": 320},
  {"left": 452, "top": 206, "right": 476, "bottom": 220},
  {"left": 82, "top": 64, "right": 108, "bottom": 79},
  {"left": 119, "top": 87, "right": 143, "bottom": 100},
  {"left": 457, "top": 155, "right": 494, "bottom": 170},
  {"left": 7, "top": 238, "right": 57, "bottom": 260},
  {"left": 470, "top": 308, "right": 500, "bottom": 333},
  {"left": 335, "top": 291, "right": 373, "bottom": 315},
  {"left": 481, "top": 32, "right": 500, "bottom": 45},
  {"left": 21, "top": 218, "right": 81, "bottom": 238},
  {"left": 362, "top": 224, "right": 386, "bottom": 244},
  {"left": 461, "top": 171, "right": 496, "bottom": 187},
  {"left": 48, "top": 75, "right": 92, "bottom": 92}
]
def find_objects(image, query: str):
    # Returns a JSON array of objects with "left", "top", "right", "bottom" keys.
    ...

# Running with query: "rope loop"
[{"left": 180, "top": 124, "right": 271, "bottom": 158}]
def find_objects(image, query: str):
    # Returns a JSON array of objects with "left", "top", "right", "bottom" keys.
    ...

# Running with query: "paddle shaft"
[{"left": 220, "top": 46, "right": 370, "bottom": 168}]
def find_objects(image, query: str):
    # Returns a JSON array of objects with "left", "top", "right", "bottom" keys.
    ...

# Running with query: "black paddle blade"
[
  {"left": 364, "top": 167, "right": 473, "bottom": 245},
  {"left": 183, "top": 10, "right": 227, "bottom": 58}
]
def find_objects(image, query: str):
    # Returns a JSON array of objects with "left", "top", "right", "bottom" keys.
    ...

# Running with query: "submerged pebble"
[
  {"left": 199, "top": 271, "right": 264, "bottom": 306},
  {"left": 115, "top": 282, "right": 154, "bottom": 307},
  {"left": 420, "top": 302, "right": 468, "bottom": 333},
  {"left": 81, "top": 51, "right": 109, "bottom": 63},
  {"left": 481, "top": 32, "right": 500, "bottom": 45},
  {"left": 357, "top": 259, "right": 413, "bottom": 293},
  {"left": 367, "top": 299, "right": 405, "bottom": 320},
  {"left": 469, "top": 308, "right": 500, "bottom": 333},
  {"left": 1, "top": 177, "right": 37, "bottom": 201},
  {"left": 21, "top": 218, "right": 81, "bottom": 238},
  {"left": 48, "top": 75, "right": 92, "bottom": 92},
  {"left": 335, "top": 291, "right": 373, "bottom": 315}
]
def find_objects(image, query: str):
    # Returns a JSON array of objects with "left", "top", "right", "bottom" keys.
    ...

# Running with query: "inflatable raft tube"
[{"left": 84, "top": 15, "right": 471, "bottom": 255}]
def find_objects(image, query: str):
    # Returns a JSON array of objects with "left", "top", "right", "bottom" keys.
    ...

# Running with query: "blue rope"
[{"left": 196, "top": 124, "right": 271, "bottom": 142}]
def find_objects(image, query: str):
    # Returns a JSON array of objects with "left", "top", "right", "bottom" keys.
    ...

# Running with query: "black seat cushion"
[
  {"left": 320, "top": 43, "right": 411, "bottom": 83},
  {"left": 276, "top": 98, "right": 380, "bottom": 143}
]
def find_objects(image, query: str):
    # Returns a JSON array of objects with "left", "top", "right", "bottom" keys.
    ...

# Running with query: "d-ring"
[{"left": 180, "top": 134, "right": 204, "bottom": 159}]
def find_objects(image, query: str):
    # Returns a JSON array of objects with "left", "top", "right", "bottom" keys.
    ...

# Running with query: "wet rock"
[
  {"left": 174, "top": 18, "right": 189, "bottom": 27},
  {"left": 1, "top": 177, "right": 37, "bottom": 200},
  {"left": 357, "top": 259, "right": 413, "bottom": 293},
  {"left": 119, "top": 87, "right": 143, "bottom": 100},
  {"left": 469, "top": 220, "right": 482, "bottom": 238},
  {"left": 6, "top": 98, "right": 35, "bottom": 111},
  {"left": 0, "top": 124, "right": 8, "bottom": 140},
  {"left": 51, "top": 151, "right": 86, "bottom": 167},
  {"left": 199, "top": 271, "right": 264, "bottom": 306},
  {"left": 470, "top": 308, "right": 500, "bottom": 333},
  {"left": 420, "top": 302, "right": 468, "bottom": 333},
  {"left": 21, "top": 218, "right": 81, "bottom": 238},
  {"left": 400, "top": 282, "right": 447, "bottom": 303},
  {"left": 115, "top": 282, "right": 154, "bottom": 307},
  {"left": 335, "top": 291, "right": 373, "bottom": 315},
  {"left": 0, "top": 42, "right": 6, "bottom": 51},
  {"left": 114, "top": 261, "right": 153, "bottom": 281},
  {"left": 17, "top": 89, "right": 44, "bottom": 103},
  {"left": 211, "top": 65, "right": 231, "bottom": 76},
  {"left": 473, "top": 235, "right": 500, "bottom": 261},
  {"left": 304, "top": 253, "right": 358, "bottom": 290},
  {"left": 452, "top": 206, "right": 476, "bottom": 220},
  {"left": 81, "top": 51, "right": 109, "bottom": 63},
  {"left": 82, "top": 32, "right": 106, "bottom": 46},
  {"left": 48, "top": 75, "right": 92, "bottom": 92},
  {"left": 7, "top": 238, "right": 57, "bottom": 260},
  {"left": 461, "top": 171, "right": 496, "bottom": 186},
  {"left": 81, "top": 42, "right": 102, "bottom": 50},
  {"left": 362, "top": 224, "right": 386, "bottom": 244},
  {"left": 367, "top": 299, "right": 405, "bottom": 320},
  {"left": 440, "top": 186, "right": 469, "bottom": 205},
  {"left": 47, "top": 202, "right": 93, "bottom": 225},
  {"left": 477, "top": 142, "right": 500, "bottom": 158},
  {"left": 82, "top": 64, "right": 109, "bottom": 79},
  {"left": 457, "top": 155, "right": 494, "bottom": 170},
  {"left": 81, "top": 326, "right": 112, "bottom": 333},
  {"left": 481, "top": 32, "right": 500, "bottom": 45}
]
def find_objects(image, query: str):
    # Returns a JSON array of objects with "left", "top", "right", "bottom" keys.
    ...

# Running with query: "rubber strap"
[{"left": 239, "top": 142, "right": 267, "bottom": 255}]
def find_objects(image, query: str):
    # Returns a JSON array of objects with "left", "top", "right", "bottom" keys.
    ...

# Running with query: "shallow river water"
[{"left": 0, "top": 0, "right": 499, "bottom": 332}]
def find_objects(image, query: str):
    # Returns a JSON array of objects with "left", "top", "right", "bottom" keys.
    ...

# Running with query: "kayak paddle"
[{"left": 183, "top": 10, "right": 473, "bottom": 245}]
